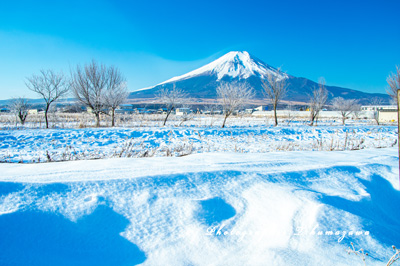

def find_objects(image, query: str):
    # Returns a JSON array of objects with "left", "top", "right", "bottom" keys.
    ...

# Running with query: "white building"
[
  {"left": 361, "top": 105, "right": 396, "bottom": 111},
  {"left": 175, "top": 108, "right": 192, "bottom": 116},
  {"left": 378, "top": 109, "right": 397, "bottom": 123}
]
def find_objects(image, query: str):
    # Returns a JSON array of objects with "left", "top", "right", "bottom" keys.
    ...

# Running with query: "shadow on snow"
[
  {"left": 0, "top": 204, "right": 146, "bottom": 266},
  {"left": 321, "top": 174, "right": 400, "bottom": 247},
  {"left": 196, "top": 197, "right": 236, "bottom": 226}
]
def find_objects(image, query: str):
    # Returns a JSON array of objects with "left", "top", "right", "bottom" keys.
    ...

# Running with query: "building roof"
[{"left": 379, "top": 109, "right": 397, "bottom": 112}]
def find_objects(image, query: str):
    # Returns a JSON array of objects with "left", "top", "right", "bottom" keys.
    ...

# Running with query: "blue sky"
[{"left": 0, "top": 0, "right": 399, "bottom": 100}]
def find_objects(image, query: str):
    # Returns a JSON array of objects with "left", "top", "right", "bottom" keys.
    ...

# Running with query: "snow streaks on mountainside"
[{"left": 159, "top": 51, "right": 287, "bottom": 84}]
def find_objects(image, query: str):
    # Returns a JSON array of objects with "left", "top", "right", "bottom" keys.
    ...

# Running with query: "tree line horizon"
[{"left": 6, "top": 60, "right": 400, "bottom": 128}]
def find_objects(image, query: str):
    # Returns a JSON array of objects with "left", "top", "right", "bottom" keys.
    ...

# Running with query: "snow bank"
[
  {"left": 0, "top": 148, "right": 399, "bottom": 265},
  {"left": 0, "top": 125, "right": 396, "bottom": 163}
]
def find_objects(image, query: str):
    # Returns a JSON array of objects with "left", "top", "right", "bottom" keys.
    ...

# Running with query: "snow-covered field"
[
  {"left": 0, "top": 124, "right": 399, "bottom": 265},
  {"left": 0, "top": 125, "right": 397, "bottom": 163}
]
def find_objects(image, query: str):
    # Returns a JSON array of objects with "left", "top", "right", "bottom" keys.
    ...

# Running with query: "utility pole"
[{"left": 397, "top": 89, "right": 400, "bottom": 189}]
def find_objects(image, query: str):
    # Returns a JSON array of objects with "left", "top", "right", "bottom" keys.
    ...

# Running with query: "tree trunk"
[
  {"left": 310, "top": 111, "right": 315, "bottom": 126},
  {"left": 19, "top": 113, "right": 25, "bottom": 125},
  {"left": 222, "top": 114, "right": 229, "bottom": 128},
  {"left": 273, "top": 104, "right": 278, "bottom": 126},
  {"left": 374, "top": 112, "right": 380, "bottom": 125},
  {"left": 163, "top": 109, "right": 172, "bottom": 126},
  {"left": 95, "top": 112, "right": 100, "bottom": 127},
  {"left": 45, "top": 104, "right": 50, "bottom": 129},
  {"left": 111, "top": 108, "right": 115, "bottom": 127},
  {"left": 312, "top": 110, "right": 319, "bottom": 126}
]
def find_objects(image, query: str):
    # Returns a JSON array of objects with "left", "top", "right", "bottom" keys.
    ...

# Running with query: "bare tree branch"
[
  {"left": 387, "top": 245, "right": 400, "bottom": 266},
  {"left": 346, "top": 242, "right": 368, "bottom": 266}
]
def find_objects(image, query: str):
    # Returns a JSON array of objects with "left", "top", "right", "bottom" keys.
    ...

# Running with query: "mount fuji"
[{"left": 130, "top": 51, "right": 389, "bottom": 104}]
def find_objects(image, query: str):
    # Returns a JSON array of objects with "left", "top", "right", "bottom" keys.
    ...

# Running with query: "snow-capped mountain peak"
[
  {"left": 132, "top": 51, "right": 390, "bottom": 104},
  {"left": 159, "top": 51, "right": 286, "bottom": 85}
]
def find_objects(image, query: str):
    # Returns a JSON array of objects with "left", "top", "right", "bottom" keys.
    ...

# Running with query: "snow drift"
[{"left": 0, "top": 148, "right": 399, "bottom": 265}]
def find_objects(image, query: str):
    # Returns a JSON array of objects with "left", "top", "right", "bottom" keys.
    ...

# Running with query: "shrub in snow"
[{"left": 347, "top": 243, "right": 400, "bottom": 266}]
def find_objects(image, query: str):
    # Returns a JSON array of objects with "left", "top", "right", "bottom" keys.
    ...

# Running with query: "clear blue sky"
[{"left": 0, "top": 0, "right": 399, "bottom": 100}]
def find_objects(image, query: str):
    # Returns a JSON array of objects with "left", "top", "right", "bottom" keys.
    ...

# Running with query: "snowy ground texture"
[
  {"left": 0, "top": 125, "right": 399, "bottom": 265},
  {"left": 0, "top": 125, "right": 397, "bottom": 163}
]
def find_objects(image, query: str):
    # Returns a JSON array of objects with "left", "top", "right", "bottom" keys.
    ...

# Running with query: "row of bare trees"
[
  {"left": 10, "top": 63, "right": 400, "bottom": 128},
  {"left": 214, "top": 69, "right": 360, "bottom": 127},
  {"left": 152, "top": 68, "right": 391, "bottom": 128},
  {"left": 12, "top": 60, "right": 129, "bottom": 128},
  {"left": 214, "top": 68, "right": 288, "bottom": 128},
  {"left": 154, "top": 67, "right": 289, "bottom": 128},
  {"left": 309, "top": 66, "right": 400, "bottom": 126}
]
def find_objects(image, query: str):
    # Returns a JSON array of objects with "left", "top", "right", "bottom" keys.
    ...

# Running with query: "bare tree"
[
  {"left": 104, "top": 67, "right": 129, "bottom": 127},
  {"left": 331, "top": 97, "right": 359, "bottom": 125},
  {"left": 284, "top": 101, "right": 294, "bottom": 125},
  {"left": 71, "top": 60, "right": 109, "bottom": 127},
  {"left": 216, "top": 82, "right": 253, "bottom": 128},
  {"left": 309, "top": 78, "right": 328, "bottom": 126},
  {"left": 9, "top": 97, "right": 30, "bottom": 125},
  {"left": 156, "top": 84, "right": 188, "bottom": 126},
  {"left": 204, "top": 103, "right": 222, "bottom": 126},
  {"left": 352, "top": 102, "right": 362, "bottom": 120},
  {"left": 387, "top": 66, "right": 400, "bottom": 104},
  {"left": 262, "top": 68, "right": 288, "bottom": 126},
  {"left": 25, "top": 70, "right": 70, "bottom": 128},
  {"left": 369, "top": 97, "right": 384, "bottom": 125},
  {"left": 177, "top": 104, "right": 194, "bottom": 126}
]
